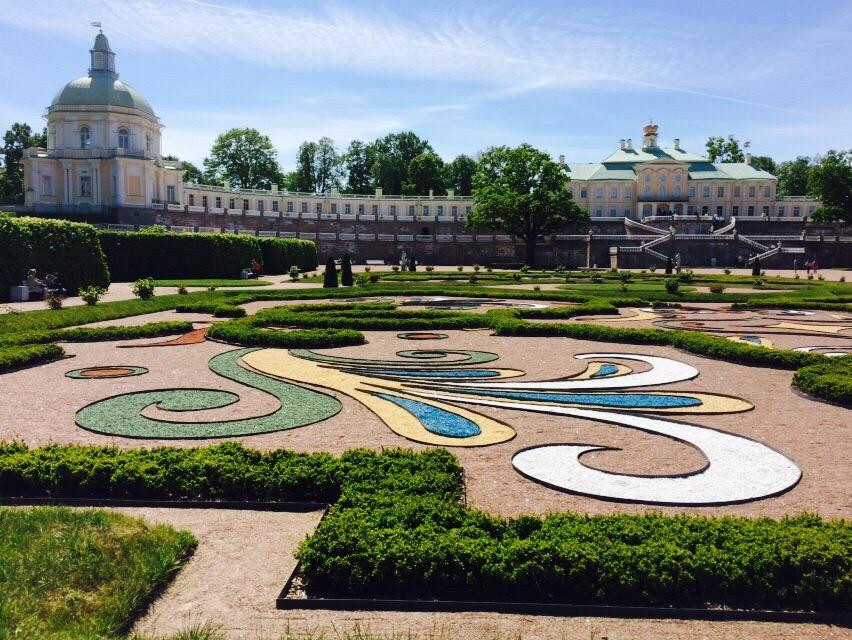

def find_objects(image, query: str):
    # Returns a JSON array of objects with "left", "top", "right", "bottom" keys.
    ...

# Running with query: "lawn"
[
  {"left": 152, "top": 279, "right": 273, "bottom": 288},
  {"left": 0, "top": 507, "right": 196, "bottom": 640}
]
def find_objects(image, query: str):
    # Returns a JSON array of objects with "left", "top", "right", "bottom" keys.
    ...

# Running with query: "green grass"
[
  {"left": 152, "top": 279, "right": 273, "bottom": 288},
  {"left": 0, "top": 507, "right": 196, "bottom": 640}
]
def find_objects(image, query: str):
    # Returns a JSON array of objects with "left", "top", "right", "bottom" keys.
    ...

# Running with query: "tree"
[
  {"left": 342, "top": 140, "right": 374, "bottom": 194},
  {"left": 322, "top": 256, "right": 338, "bottom": 288},
  {"left": 371, "top": 132, "right": 434, "bottom": 194},
  {"left": 180, "top": 161, "right": 203, "bottom": 184},
  {"left": 468, "top": 144, "right": 587, "bottom": 265},
  {"left": 202, "top": 128, "right": 282, "bottom": 190},
  {"left": 776, "top": 157, "right": 811, "bottom": 196},
  {"left": 314, "top": 137, "right": 342, "bottom": 193},
  {"left": 445, "top": 154, "right": 477, "bottom": 196},
  {"left": 807, "top": 149, "right": 851, "bottom": 222},
  {"left": 340, "top": 254, "right": 353, "bottom": 286},
  {"left": 294, "top": 141, "right": 317, "bottom": 192},
  {"left": 750, "top": 155, "right": 776, "bottom": 174},
  {"left": 279, "top": 170, "right": 300, "bottom": 191},
  {"left": 705, "top": 135, "right": 750, "bottom": 163},
  {"left": 404, "top": 152, "right": 444, "bottom": 195},
  {"left": 1, "top": 122, "right": 46, "bottom": 203}
]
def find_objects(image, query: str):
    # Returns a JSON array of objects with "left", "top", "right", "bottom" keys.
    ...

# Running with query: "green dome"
[{"left": 50, "top": 75, "right": 156, "bottom": 117}]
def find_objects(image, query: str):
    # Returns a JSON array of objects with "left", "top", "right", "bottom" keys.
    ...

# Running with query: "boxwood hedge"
[
  {"left": 0, "top": 344, "right": 64, "bottom": 373},
  {"left": 259, "top": 237, "right": 317, "bottom": 273},
  {"left": 0, "top": 215, "right": 110, "bottom": 301},
  {"left": 793, "top": 356, "right": 852, "bottom": 407},
  {"left": 1, "top": 442, "right": 848, "bottom": 612}
]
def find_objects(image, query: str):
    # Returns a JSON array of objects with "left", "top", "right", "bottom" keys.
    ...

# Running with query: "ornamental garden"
[{"left": 1, "top": 216, "right": 851, "bottom": 639}]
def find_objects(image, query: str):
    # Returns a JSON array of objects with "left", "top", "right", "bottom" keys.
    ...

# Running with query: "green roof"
[{"left": 50, "top": 75, "right": 156, "bottom": 117}]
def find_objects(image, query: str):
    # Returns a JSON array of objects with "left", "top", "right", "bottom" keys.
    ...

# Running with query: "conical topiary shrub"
[
  {"left": 752, "top": 256, "right": 761, "bottom": 276},
  {"left": 665, "top": 257, "right": 673, "bottom": 274},
  {"left": 323, "top": 256, "right": 338, "bottom": 288},
  {"left": 340, "top": 254, "right": 353, "bottom": 286}
]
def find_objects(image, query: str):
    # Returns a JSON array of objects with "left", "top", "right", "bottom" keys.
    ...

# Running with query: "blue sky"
[{"left": 1, "top": 0, "right": 851, "bottom": 170}]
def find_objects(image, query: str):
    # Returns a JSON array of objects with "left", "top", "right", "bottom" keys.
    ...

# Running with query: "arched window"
[
  {"left": 674, "top": 185, "right": 682, "bottom": 198},
  {"left": 145, "top": 133, "right": 151, "bottom": 152},
  {"left": 659, "top": 186, "right": 667, "bottom": 198},
  {"left": 80, "top": 126, "right": 90, "bottom": 149},
  {"left": 118, "top": 128, "right": 129, "bottom": 149}
]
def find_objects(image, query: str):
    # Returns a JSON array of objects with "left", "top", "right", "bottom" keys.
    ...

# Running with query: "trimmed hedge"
[
  {"left": 2, "top": 443, "right": 846, "bottom": 612},
  {"left": 0, "top": 321, "right": 193, "bottom": 348},
  {"left": 0, "top": 215, "right": 110, "bottom": 301},
  {"left": 0, "top": 344, "right": 64, "bottom": 373},
  {"left": 259, "top": 237, "right": 317, "bottom": 273},
  {"left": 793, "top": 357, "right": 852, "bottom": 407},
  {"left": 207, "top": 320, "right": 364, "bottom": 348},
  {"left": 98, "top": 231, "right": 262, "bottom": 280}
]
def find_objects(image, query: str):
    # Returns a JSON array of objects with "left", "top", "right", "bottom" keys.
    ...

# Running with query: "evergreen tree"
[
  {"left": 665, "top": 257, "right": 673, "bottom": 274},
  {"left": 340, "top": 254, "right": 353, "bottom": 286},
  {"left": 323, "top": 256, "right": 339, "bottom": 288},
  {"left": 752, "top": 256, "right": 762, "bottom": 276}
]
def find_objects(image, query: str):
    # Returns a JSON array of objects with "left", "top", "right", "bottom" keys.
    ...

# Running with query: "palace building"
[{"left": 23, "top": 32, "right": 843, "bottom": 268}]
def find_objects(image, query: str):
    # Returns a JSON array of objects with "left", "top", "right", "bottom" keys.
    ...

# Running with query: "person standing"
[
  {"left": 400, "top": 250, "right": 408, "bottom": 272},
  {"left": 674, "top": 252, "right": 682, "bottom": 274}
]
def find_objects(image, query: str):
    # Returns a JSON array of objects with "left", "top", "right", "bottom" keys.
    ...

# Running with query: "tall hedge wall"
[
  {"left": 259, "top": 237, "right": 317, "bottom": 273},
  {"left": 0, "top": 215, "right": 110, "bottom": 301},
  {"left": 98, "top": 231, "right": 263, "bottom": 280}
]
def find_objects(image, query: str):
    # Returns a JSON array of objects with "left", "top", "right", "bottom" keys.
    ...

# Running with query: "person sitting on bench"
[
  {"left": 26, "top": 269, "right": 47, "bottom": 300},
  {"left": 45, "top": 273, "right": 67, "bottom": 296}
]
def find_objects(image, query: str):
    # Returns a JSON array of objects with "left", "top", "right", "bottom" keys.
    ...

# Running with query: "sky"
[{"left": 1, "top": 0, "right": 851, "bottom": 170}]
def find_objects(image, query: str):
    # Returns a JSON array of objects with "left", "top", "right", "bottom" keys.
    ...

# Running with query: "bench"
[{"left": 365, "top": 259, "right": 386, "bottom": 265}]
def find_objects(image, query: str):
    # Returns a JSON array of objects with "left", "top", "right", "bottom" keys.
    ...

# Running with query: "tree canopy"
[
  {"left": 342, "top": 140, "right": 374, "bottom": 194},
  {"left": 807, "top": 150, "right": 851, "bottom": 222},
  {"left": 776, "top": 157, "right": 811, "bottom": 196},
  {"left": 468, "top": 144, "right": 586, "bottom": 265},
  {"left": 404, "top": 151, "right": 444, "bottom": 195},
  {"left": 371, "top": 132, "right": 434, "bottom": 194},
  {"left": 202, "top": 128, "right": 282, "bottom": 190},
  {"left": 705, "top": 135, "right": 750, "bottom": 163},
  {"left": 445, "top": 154, "right": 477, "bottom": 196},
  {"left": 1, "top": 122, "right": 46, "bottom": 203}
]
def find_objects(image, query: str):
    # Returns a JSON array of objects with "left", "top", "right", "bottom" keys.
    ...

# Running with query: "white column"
[
  {"left": 651, "top": 202, "right": 657, "bottom": 216},
  {"left": 116, "top": 161, "right": 125, "bottom": 205}
]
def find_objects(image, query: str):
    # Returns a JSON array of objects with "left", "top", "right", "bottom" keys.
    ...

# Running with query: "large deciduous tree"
[
  {"left": 1, "top": 122, "right": 46, "bottom": 203},
  {"left": 750, "top": 155, "right": 776, "bottom": 174},
  {"left": 404, "top": 152, "right": 444, "bottom": 195},
  {"left": 775, "top": 157, "right": 811, "bottom": 196},
  {"left": 292, "top": 137, "right": 342, "bottom": 193},
  {"left": 807, "top": 149, "right": 851, "bottom": 223},
  {"left": 342, "top": 139, "right": 374, "bottom": 194},
  {"left": 294, "top": 141, "right": 317, "bottom": 192},
  {"left": 705, "top": 135, "right": 750, "bottom": 163},
  {"left": 445, "top": 154, "right": 477, "bottom": 196},
  {"left": 371, "top": 131, "right": 434, "bottom": 194},
  {"left": 468, "top": 144, "right": 587, "bottom": 265},
  {"left": 202, "top": 128, "right": 282, "bottom": 190}
]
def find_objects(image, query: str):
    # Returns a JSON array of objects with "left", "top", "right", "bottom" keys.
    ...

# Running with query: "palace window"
[
  {"left": 624, "top": 208, "right": 631, "bottom": 217},
  {"left": 257, "top": 200, "right": 264, "bottom": 212},
  {"left": 808, "top": 206, "right": 815, "bottom": 214},
  {"left": 80, "top": 126, "right": 90, "bottom": 149},
  {"left": 763, "top": 186, "right": 771, "bottom": 197},
  {"left": 315, "top": 202, "right": 322, "bottom": 213},
  {"left": 658, "top": 186, "right": 666, "bottom": 198},
  {"left": 688, "top": 186, "right": 695, "bottom": 197},
  {"left": 146, "top": 133, "right": 151, "bottom": 152},
  {"left": 674, "top": 186, "right": 681, "bottom": 198},
  {"left": 734, "top": 186, "right": 741, "bottom": 197},
  {"left": 659, "top": 174, "right": 666, "bottom": 182},
  {"left": 389, "top": 205, "right": 397, "bottom": 215},
  {"left": 580, "top": 189, "right": 587, "bottom": 198},
  {"left": 732, "top": 206, "right": 739, "bottom": 216},
  {"left": 644, "top": 174, "right": 651, "bottom": 182},
  {"left": 437, "top": 205, "right": 444, "bottom": 215},
  {"left": 748, "top": 186, "right": 756, "bottom": 197},
  {"left": 778, "top": 206, "right": 785, "bottom": 217},
  {"left": 188, "top": 194, "right": 195, "bottom": 206},
  {"left": 229, "top": 198, "right": 235, "bottom": 209},
  {"left": 793, "top": 207, "right": 801, "bottom": 216},
  {"left": 644, "top": 186, "right": 651, "bottom": 197},
  {"left": 763, "top": 206, "right": 770, "bottom": 216},
  {"left": 687, "top": 205, "right": 694, "bottom": 214},
  {"left": 675, "top": 174, "right": 682, "bottom": 182},
  {"left": 610, "top": 187, "right": 618, "bottom": 197},
  {"left": 465, "top": 206, "right": 472, "bottom": 214},
  {"left": 595, "top": 208, "right": 603, "bottom": 216},
  {"left": 243, "top": 199, "right": 249, "bottom": 210},
  {"left": 747, "top": 205, "right": 755, "bottom": 215},
  {"left": 409, "top": 205, "right": 416, "bottom": 215},
  {"left": 41, "top": 175, "right": 53, "bottom": 196},
  {"left": 702, "top": 186, "right": 710, "bottom": 197},
  {"left": 286, "top": 201, "right": 293, "bottom": 212},
  {"left": 716, "top": 206, "right": 723, "bottom": 216},
  {"left": 423, "top": 205, "right": 429, "bottom": 215},
  {"left": 625, "top": 186, "right": 632, "bottom": 197},
  {"left": 301, "top": 202, "right": 308, "bottom": 213},
  {"left": 372, "top": 204, "right": 379, "bottom": 215},
  {"left": 331, "top": 203, "right": 337, "bottom": 214},
  {"left": 202, "top": 196, "right": 208, "bottom": 208},
  {"left": 357, "top": 204, "right": 364, "bottom": 214},
  {"left": 215, "top": 196, "right": 221, "bottom": 208},
  {"left": 272, "top": 200, "right": 278, "bottom": 212},
  {"left": 595, "top": 187, "right": 603, "bottom": 198},
  {"left": 702, "top": 206, "right": 709, "bottom": 215},
  {"left": 451, "top": 205, "right": 458, "bottom": 215},
  {"left": 118, "top": 128, "right": 129, "bottom": 149},
  {"left": 609, "top": 208, "right": 617, "bottom": 216},
  {"left": 167, "top": 185, "right": 176, "bottom": 203},
  {"left": 717, "top": 187, "right": 724, "bottom": 197}
]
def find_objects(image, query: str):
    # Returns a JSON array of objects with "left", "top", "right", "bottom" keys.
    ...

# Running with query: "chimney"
[
  {"left": 428, "top": 189, "right": 433, "bottom": 198},
  {"left": 271, "top": 183, "right": 278, "bottom": 193},
  {"left": 375, "top": 187, "right": 383, "bottom": 196},
  {"left": 331, "top": 186, "right": 339, "bottom": 197},
  {"left": 224, "top": 179, "right": 231, "bottom": 190},
  {"left": 626, "top": 138, "right": 633, "bottom": 150},
  {"left": 447, "top": 189, "right": 455, "bottom": 198},
  {"left": 620, "top": 139, "right": 626, "bottom": 150},
  {"left": 558, "top": 154, "right": 565, "bottom": 164},
  {"left": 673, "top": 138, "right": 680, "bottom": 150},
  {"left": 745, "top": 153, "right": 753, "bottom": 165}
]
